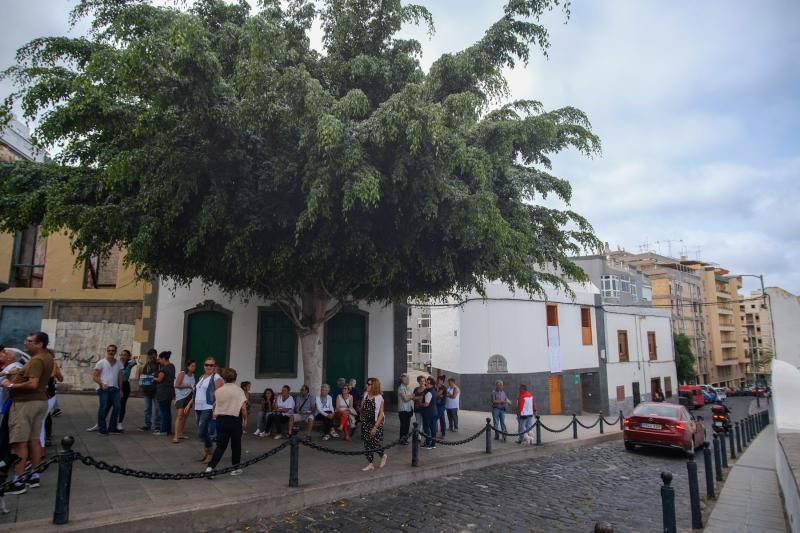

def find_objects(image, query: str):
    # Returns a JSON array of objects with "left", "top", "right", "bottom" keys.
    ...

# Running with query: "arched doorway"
[
  {"left": 324, "top": 311, "right": 366, "bottom": 389},
  {"left": 183, "top": 301, "right": 232, "bottom": 380}
]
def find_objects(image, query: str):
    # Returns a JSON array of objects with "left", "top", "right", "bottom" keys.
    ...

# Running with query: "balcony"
[
  {"left": 718, "top": 325, "right": 736, "bottom": 332},
  {"left": 716, "top": 290, "right": 732, "bottom": 299},
  {"left": 720, "top": 342, "right": 737, "bottom": 350},
  {"left": 717, "top": 308, "right": 733, "bottom": 315}
]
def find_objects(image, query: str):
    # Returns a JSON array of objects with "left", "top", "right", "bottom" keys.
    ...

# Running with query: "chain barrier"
[
  {"left": 76, "top": 439, "right": 291, "bottom": 480},
  {"left": 0, "top": 455, "right": 59, "bottom": 493},
  {"left": 538, "top": 420, "right": 574, "bottom": 433},
  {"left": 488, "top": 424, "right": 535, "bottom": 437},
  {"left": 300, "top": 437, "right": 402, "bottom": 456},
  {"left": 575, "top": 418, "right": 601, "bottom": 430},
  {"left": 418, "top": 426, "right": 487, "bottom": 445},
  {"left": 601, "top": 415, "right": 621, "bottom": 426}
]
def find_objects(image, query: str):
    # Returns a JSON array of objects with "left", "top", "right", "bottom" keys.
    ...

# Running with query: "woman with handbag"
[
  {"left": 172, "top": 360, "right": 196, "bottom": 443},
  {"left": 334, "top": 383, "right": 355, "bottom": 441},
  {"left": 359, "top": 378, "right": 387, "bottom": 471},
  {"left": 193, "top": 357, "right": 223, "bottom": 463}
]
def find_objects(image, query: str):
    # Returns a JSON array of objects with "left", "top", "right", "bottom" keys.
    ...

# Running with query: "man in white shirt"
[
  {"left": 274, "top": 385, "right": 295, "bottom": 439},
  {"left": 314, "top": 384, "right": 338, "bottom": 440},
  {"left": 90, "top": 345, "right": 123, "bottom": 434}
]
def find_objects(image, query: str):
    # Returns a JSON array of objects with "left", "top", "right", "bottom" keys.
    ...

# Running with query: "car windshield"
[{"left": 632, "top": 404, "right": 678, "bottom": 418}]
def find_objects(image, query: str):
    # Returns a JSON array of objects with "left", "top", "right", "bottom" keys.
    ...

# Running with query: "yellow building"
[
  {"left": 0, "top": 120, "right": 155, "bottom": 389},
  {"left": 693, "top": 266, "right": 747, "bottom": 387},
  {"left": 740, "top": 290, "right": 773, "bottom": 384}
]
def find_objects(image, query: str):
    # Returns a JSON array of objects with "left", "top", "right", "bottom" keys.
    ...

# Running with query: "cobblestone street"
[{"left": 224, "top": 440, "right": 701, "bottom": 533}]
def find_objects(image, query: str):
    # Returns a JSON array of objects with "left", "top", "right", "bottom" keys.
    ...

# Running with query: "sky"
[{"left": 2, "top": 1, "right": 799, "bottom": 294}]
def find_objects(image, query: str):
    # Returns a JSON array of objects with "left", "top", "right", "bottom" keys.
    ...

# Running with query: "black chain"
[
  {"left": 300, "top": 437, "right": 401, "bottom": 456},
  {"left": 575, "top": 418, "right": 601, "bottom": 429},
  {"left": 418, "top": 426, "right": 486, "bottom": 445},
  {"left": 601, "top": 415, "right": 621, "bottom": 426},
  {"left": 0, "top": 455, "right": 59, "bottom": 493},
  {"left": 488, "top": 424, "right": 535, "bottom": 437},
  {"left": 76, "top": 439, "right": 291, "bottom": 480},
  {"left": 538, "top": 420, "right": 574, "bottom": 433}
]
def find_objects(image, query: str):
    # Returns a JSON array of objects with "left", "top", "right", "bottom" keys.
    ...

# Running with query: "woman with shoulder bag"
[
  {"left": 193, "top": 357, "right": 223, "bottom": 464},
  {"left": 172, "top": 360, "right": 196, "bottom": 443}
]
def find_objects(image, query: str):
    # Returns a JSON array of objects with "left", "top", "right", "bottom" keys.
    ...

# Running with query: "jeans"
[
  {"left": 446, "top": 408, "right": 459, "bottom": 431},
  {"left": 423, "top": 411, "right": 437, "bottom": 447},
  {"left": 517, "top": 415, "right": 533, "bottom": 443},
  {"left": 208, "top": 415, "right": 242, "bottom": 469},
  {"left": 492, "top": 407, "right": 507, "bottom": 439},
  {"left": 315, "top": 413, "right": 335, "bottom": 434},
  {"left": 97, "top": 387, "right": 121, "bottom": 433},
  {"left": 119, "top": 381, "right": 131, "bottom": 423},
  {"left": 157, "top": 399, "right": 172, "bottom": 434},
  {"left": 144, "top": 394, "right": 160, "bottom": 429},
  {"left": 196, "top": 409, "right": 214, "bottom": 447},
  {"left": 436, "top": 404, "right": 447, "bottom": 436},
  {"left": 398, "top": 411, "right": 413, "bottom": 440}
]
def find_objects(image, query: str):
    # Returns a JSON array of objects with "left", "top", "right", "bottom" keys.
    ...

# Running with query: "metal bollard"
[
  {"left": 288, "top": 428, "right": 300, "bottom": 487},
  {"left": 702, "top": 442, "right": 715, "bottom": 499},
  {"left": 712, "top": 434, "right": 723, "bottom": 482},
  {"left": 687, "top": 454, "right": 703, "bottom": 529},
  {"left": 729, "top": 427, "right": 736, "bottom": 460},
  {"left": 619, "top": 410, "right": 624, "bottom": 430},
  {"left": 485, "top": 418, "right": 492, "bottom": 454},
  {"left": 411, "top": 422, "right": 420, "bottom": 467},
  {"left": 742, "top": 418, "right": 749, "bottom": 446},
  {"left": 535, "top": 415, "right": 542, "bottom": 445},
  {"left": 757, "top": 394, "right": 761, "bottom": 408},
  {"left": 735, "top": 422, "right": 742, "bottom": 453},
  {"left": 661, "top": 471, "right": 677, "bottom": 533},
  {"left": 572, "top": 413, "right": 578, "bottom": 440},
  {"left": 599, "top": 416, "right": 604, "bottom": 435},
  {"left": 52, "top": 436, "right": 75, "bottom": 525},
  {"left": 720, "top": 432, "right": 728, "bottom": 469},
  {"left": 747, "top": 416, "right": 753, "bottom": 443}
]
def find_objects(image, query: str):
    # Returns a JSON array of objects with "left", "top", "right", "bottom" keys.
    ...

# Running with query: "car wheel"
[{"left": 624, "top": 441, "right": 635, "bottom": 451}]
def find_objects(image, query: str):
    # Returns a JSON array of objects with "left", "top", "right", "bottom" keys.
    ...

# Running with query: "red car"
[{"left": 623, "top": 402, "right": 706, "bottom": 456}]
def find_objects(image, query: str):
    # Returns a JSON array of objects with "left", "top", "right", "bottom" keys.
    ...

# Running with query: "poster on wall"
[{"left": 547, "top": 326, "right": 561, "bottom": 373}]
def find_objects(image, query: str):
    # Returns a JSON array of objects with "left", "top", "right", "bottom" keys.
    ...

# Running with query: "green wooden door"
[
  {"left": 325, "top": 312, "right": 366, "bottom": 388},
  {"left": 186, "top": 310, "right": 230, "bottom": 380}
]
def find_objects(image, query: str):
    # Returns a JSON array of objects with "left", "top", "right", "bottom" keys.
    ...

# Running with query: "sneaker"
[
  {"left": 274, "top": 434, "right": 283, "bottom": 440},
  {"left": 51, "top": 408, "right": 63, "bottom": 418},
  {"left": 152, "top": 431, "right": 165, "bottom": 436},
  {"left": 204, "top": 466, "right": 215, "bottom": 480},
  {"left": 108, "top": 430, "right": 122, "bottom": 435},
  {"left": 27, "top": 474, "right": 40, "bottom": 488},
  {"left": 322, "top": 434, "right": 331, "bottom": 441},
  {"left": 86, "top": 424, "right": 98, "bottom": 432},
  {"left": 117, "top": 423, "right": 123, "bottom": 431},
  {"left": 430, "top": 444, "right": 437, "bottom": 449},
  {"left": 230, "top": 469, "right": 243, "bottom": 476},
  {"left": 6, "top": 481, "right": 27, "bottom": 495},
  {"left": 138, "top": 426, "right": 151, "bottom": 432}
]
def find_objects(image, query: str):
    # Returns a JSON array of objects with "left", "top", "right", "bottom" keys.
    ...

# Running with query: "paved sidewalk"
[
  {"left": 704, "top": 424, "right": 788, "bottom": 532},
  {"left": 0, "top": 394, "right": 621, "bottom": 531}
]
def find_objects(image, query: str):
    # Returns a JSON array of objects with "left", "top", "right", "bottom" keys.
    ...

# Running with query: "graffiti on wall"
[{"left": 54, "top": 321, "right": 136, "bottom": 390}]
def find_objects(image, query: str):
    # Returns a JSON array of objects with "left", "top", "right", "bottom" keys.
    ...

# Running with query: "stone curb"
[{"left": 6, "top": 431, "right": 623, "bottom": 532}]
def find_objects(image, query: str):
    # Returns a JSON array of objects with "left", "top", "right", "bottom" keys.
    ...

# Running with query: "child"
[{"left": 240, "top": 381, "right": 252, "bottom": 434}]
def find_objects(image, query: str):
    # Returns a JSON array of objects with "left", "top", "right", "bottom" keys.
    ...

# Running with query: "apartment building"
[
  {"left": 740, "top": 290, "right": 773, "bottom": 384},
  {"left": 0, "top": 120, "right": 156, "bottom": 389},
  {"left": 406, "top": 305, "right": 431, "bottom": 371},
  {"left": 610, "top": 252, "right": 709, "bottom": 383},
  {"left": 571, "top": 254, "right": 653, "bottom": 305},
  {"left": 693, "top": 265, "right": 747, "bottom": 387}
]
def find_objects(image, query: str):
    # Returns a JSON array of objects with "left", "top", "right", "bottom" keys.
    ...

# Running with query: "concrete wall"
[
  {"left": 602, "top": 306, "right": 677, "bottom": 415},
  {"left": 772, "top": 359, "right": 800, "bottom": 533},
  {"left": 767, "top": 287, "right": 800, "bottom": 368},
  {"left": 152, "top": 280, "right": 398, "bottom": 394}
]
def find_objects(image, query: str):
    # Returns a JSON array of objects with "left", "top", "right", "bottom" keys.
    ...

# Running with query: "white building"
[
  {"left": 601, "top": 306, "right": 677, "bottom": 414},
  {"left": 765, "top": 287, "right": 800, "bottom": 368},
  {"left": 430, "top": 281, "right": 604, "bottom": 414},
  {"left": 152, "top": 280, "right": 405, "bottom": 398}
]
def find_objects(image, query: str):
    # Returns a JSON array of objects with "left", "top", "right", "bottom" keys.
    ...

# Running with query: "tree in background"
[
  {"left": 0, "top": 0, "right": 600, "bottom": 390},
  {"left": 674, "top": 333, "right": 696, "bottom": 384}
]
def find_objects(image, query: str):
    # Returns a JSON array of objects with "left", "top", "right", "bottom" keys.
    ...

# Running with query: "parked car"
[
  {"left": 713, "top": 387, "right": 727, "bottom": 401},
  {"left": 623, "top": 402, "right": 706, "bottom": 456},
  {"left": 678, "top": 385, "right": 704, "bottom": 409}
]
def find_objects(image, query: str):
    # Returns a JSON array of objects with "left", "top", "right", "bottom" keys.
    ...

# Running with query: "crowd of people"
[{"left": 0, "top": 333, "right": 546, "bottom": 491}]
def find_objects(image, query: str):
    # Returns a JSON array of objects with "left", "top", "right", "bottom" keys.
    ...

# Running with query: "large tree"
[{"left": 0, "top": 0, "right": 599, "bottom": 389}]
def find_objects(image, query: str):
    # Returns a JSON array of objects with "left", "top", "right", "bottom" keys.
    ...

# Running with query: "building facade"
[
  {"left": 406, "top": 305, "right": 431, "bottom": 371},
  {"left": 0, "top": 120, "right": 155, "bottom": 390},
  {"left": 764, "top": 287, "right": 800, "bottom": 369},
  {"left": 430, "top": 281, "right": 603, "bottom": 414},
  {"left": 572, "top": 254, "right": 652, "bottom": 306},
  {"left": 152, "top": 280, "right": 406, "bottom": 400},
  {"left": 740, "top": 290, "right": 774, "bottom": 384}
]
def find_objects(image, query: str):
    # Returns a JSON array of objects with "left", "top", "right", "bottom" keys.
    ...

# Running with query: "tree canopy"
[
  {"left": 0, "top": 0, "right": 600, "bottom": 387},
  {"left": 674, "top": 333, "right": 696, "bottom": 384}
]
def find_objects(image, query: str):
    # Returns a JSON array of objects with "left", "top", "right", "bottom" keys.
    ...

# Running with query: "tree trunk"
[{"left": 300, "top": 323, "right": 324, "bottom": 392}]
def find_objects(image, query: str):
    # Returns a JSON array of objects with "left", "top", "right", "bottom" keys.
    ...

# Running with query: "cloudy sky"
[{"left": 2, "top": 1, "right": 799, "bottom": 293}]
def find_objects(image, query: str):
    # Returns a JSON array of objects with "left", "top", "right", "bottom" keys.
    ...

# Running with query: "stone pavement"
[
  {"left": 704, "top": 423, "right": 789, "bottom": 533},
  {"left": 0, "top": 394, "right": 621, "bottom": 531}
]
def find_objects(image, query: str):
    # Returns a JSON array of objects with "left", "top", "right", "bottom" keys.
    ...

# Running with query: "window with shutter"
[
  {"left": 580, "top": 307, "right": 592, "bottom": 345},
  {"left": 618, "top": 330, "right": 629, "bottom": 362}
]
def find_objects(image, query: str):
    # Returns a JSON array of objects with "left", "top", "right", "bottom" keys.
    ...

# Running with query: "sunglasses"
[{"left": 204, "top": 364, "right": 215, "bottom": 367}]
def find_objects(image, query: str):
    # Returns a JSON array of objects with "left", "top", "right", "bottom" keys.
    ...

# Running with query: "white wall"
[
  {"left": 767, "top": 288, "right": 800, "bottom": 368},
  {"left": 603, "top": 306, "right": 677, "bottom": 411},
  {"left": 430, "top": 281, "right": 600, "bottom": 374},
  {"left": 153, "top": 280, "right": 396, "bottom": 392}
]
